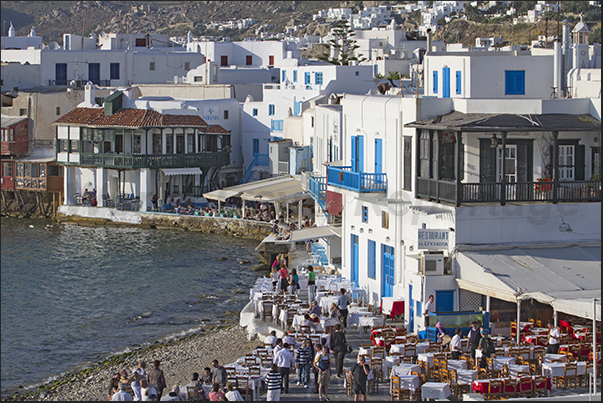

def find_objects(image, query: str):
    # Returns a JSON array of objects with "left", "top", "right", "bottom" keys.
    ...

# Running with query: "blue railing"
[
  {"left": 308, "top": 175, "right": 326, "bottom": 209},
  {"left": 239, "top": 153, "right": 269, "bottom": 184},
  {"left": 326, "top": 166, "right": 387, "bottom": 193}
]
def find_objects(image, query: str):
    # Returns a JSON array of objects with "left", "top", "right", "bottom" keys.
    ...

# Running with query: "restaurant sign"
[{"left": 418, "top": 229, "right": 449, "bottom": 250}]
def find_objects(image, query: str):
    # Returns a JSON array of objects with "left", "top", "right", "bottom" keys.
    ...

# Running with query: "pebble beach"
[{"left": 5, "top": 324, "right": 260, "bottom": 401}]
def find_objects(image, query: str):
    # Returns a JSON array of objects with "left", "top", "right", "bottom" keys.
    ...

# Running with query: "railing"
[
  {"left": 417, "top": 178, "right": 601, "bottom": 205},
  {"left": 239, "top": 153, "right": 269, "bottom": 184},
  {"left": 32, "top": 139, "right": 55, "bottom": 148},
  {"left": 308, "top": 175, "right": 326, "bottom": 209},
  {"left": 326, "top": 165, "right": 387, "bottom": 193},
  {"left": 75, "top": 152, "right": 229, "bottom": 169}
]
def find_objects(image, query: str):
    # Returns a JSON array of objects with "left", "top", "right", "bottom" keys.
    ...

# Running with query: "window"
[
  {"left": 59, "top": 139, "right": 69, "bottom": 152},
  {"left": 48, "top": 165, "right": 61, "bottom": 177},
  {"left": 56, "top": 107, "right": 61, "bottom": 115},
  {"left": 271, "top": 120, "right": 283, "bottom": 131},
  {"left": 133, "top": 135, "right": 141, "bottom": 154},
  {"left": 19, "top": 109, "right": 27, "bottom": 116},
  {"left": 166, "top": 135, "right": 172, "bottom": 154},
  {"left": 110, "top": 63, "right": 120, "bottom": 80},
  {"left": 416, "top": 301, "right": 422, "bottom": 316},
  {"left": 355, "top": 71, "right": 359, "bottom": 76},
  {"left": 70, "top": 140, "right": 79, "bottom": 152},
  {"left": 455, "top": 71, "right": 462, "bottom": 94},
  {"left": 252, "top": 139, "right": 260, "bottom": 155},
  {"left": 184, "top": 62, "right": 190, "bottom": 71},
  {"left": 223, "top": 110, "right": 229, "bottom": 120},
  {"left": 362, "top": 206, "right": 368, "bottom": 223},
  {"left": 305, "top": 72, "right": 311, "bottom": 85},
  {"left": 252, "top": 108, "right": 258, "bottom": 116},
  {"left": 268, "top": 104, "right": 275, "bottom": 116},
  {"left": 282, "top": 70, "right": 286, "bottom": 82},
  {"left": 558, "top": 145, "right": 575, "bottom": 181},
  {"left": 149, "top": 62, "right": 156, "bottom": 71},
  {"left": 246, "top": 55, "right": 252, "bottom": 65},
  {"left": 2, "top": 162, "right": 13, "bottom": 177},
  {"left": 311, "top": 117, "right": 314, "bottom": 127},
  {"left": 194, "top": 76, "right": 203, "bottom": 82},
  {"left": 505, "top": 70, "right": 525, "bottom": 95},
  {"left": 419, "top": 131, "right": 430, "bottom": 178},
  {"left": 293, "top": 70, "right": 297, "bottom": 82},
  {"left": 136, "top": 38, "right": 147, "bottom": 47},
  {"left": 153, "top": 133, "right": 162, "bottom": 154},
  {"left": 95, "top": 97, "right": 104, "bottom": 106},
  {"left": 433, "top": 71, "right": 438, "bottom": 93},
  {"left": 382, "top": 210, "right": 389, "bottom": 229},
  {"left": 315, "top": 72, "right": 323, "bottom": 85},
  {"left": 367, "top": 239, "right": 376, "bottom": 279},
  {"left": 187, "top": 134, "right": 194, "bottom": 153},
  {"left": 269, "top": 55, "right": 274, "bottom": 66},
  {"left": 221, "top": 55, "right": 228, "bottom": 66}
]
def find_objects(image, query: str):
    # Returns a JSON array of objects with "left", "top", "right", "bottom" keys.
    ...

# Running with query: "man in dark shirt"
[
  {"left": 146, "top": 360, "right": 167, "bottom": 399},
  {"left": 466, "top": 321, "right": 482, "bottom": 362},
  {"left": 352, "top": 356, "right": 371, "bottom": 401},
  {"left": 211, "top": 359, "right": 228, "bottom": 388}
]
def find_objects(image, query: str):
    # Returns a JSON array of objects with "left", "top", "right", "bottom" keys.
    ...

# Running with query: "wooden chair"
[
  {"left": 533, "top": 375, "right": 548, "bottom": 397},
  {"left": 344, "top": 369, "right": 353, "bottom": 396},
  {"left": 477, "top": 367, "right": 489, "bottom": 380},
  {"left": 398, "top": 388, "right": 412, "bottom": 400},
  {"left": 360, "top": 342, "right": 374, "bottom": 348},
  {"left": 299, "top": 324, "right": 312, "bottom": 334},
  {"left": 259, "top": 356, "right": 273, "bottom": 368},
  {"left": 503, "top": 377, "right": 519, "bottom": 399},
  {"left": 510, "top": 321, "right": 518, "bottom": 339},
  {"left": 261, "top": 300, "right": 273, "bottom": 321},
  {"left": 419, "top": 360, "right": 430, "bottom": 383},
  {"left": 390, "top": 375, "right": 401, "bottom": 400},
  {"left": 371, "top": 358, "right": 383, "bottom": 382},
  {"left": 517, "top": 376, "right": 534, "bottom": 398},
  {"left": 186, "top": 386, "right": 200, "bottom": 401},
  {"left": 449, "top": 368, "right": 471, "bottom": 398},
  {"left": 372, "top": 346, "right": 386, "bottom": 359},
  {"left": 577, "top": 363, "right": 593, "bottom": 388},
  {"left": 404, "top": 344, "right": 416, "bottom": 358},
  {"left": 368, "top": 369, "right": 380, "bottom": 394},
  {"left": 558, "top": 362, "right": 578, "bottom": 389},
  {"left": 244, "top": 356, "right": 257, "bottom": 367},
  {"left": 485, "top": 379, "right": 502, "bottom": 400},
  {"left": 398, "top": 355, "right": 413, "bottom": 365},
  {"left": 235, "top": 376, "right": 253, "bottom": 401}
]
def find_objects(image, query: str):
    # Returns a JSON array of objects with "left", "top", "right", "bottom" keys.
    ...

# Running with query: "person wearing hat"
[
  {"left": 302, "top": 313, "right": 317, "bottom": 331},
  {"left": 477, "top": 329, "right": 494, "bottom": 369},
  {"left": 435, "top": 322, "right": 446, "bottom": 343}
]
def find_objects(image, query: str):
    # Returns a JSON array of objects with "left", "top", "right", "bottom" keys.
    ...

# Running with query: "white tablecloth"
[
  {"left": 542, "top": 361, "right": 591, "bottom": 377},
  {"left": 391, "top": 364, "right": 420, "bottom": 377},
  {"left": 357, "top": 316, "right": 385, "bottom": 334},
  {"left": 417, "top": 352, "right": 435, "bottom": 368},
  {"left": 492, "top": 357, "right": 516, "bottom": 371},
  {"left": 543, "top": 353, "right": 567, "bottom": 363},
  {"left": 456, "top": 369, "right": 477, "bottom": 385},
  {"left": 421, "top": 382, "right": 451, "bottom": 400},
  {"left": 381, "top": 297, "right": 403, "bottom": 315},
  {"left": 398, "top": 374, "right": 420, "bottom": 391},
  {"left": 415, "top": 341, "right": 430, "bottom": 354},
  {"left": 508, "top": 364, "right": 531, "bottom": 377},
  {"left": 447, "top": 360, "right": 467, "bottom": 371},
  {"left": 318, "top": 296, "right": 339, "bottom": 312}
]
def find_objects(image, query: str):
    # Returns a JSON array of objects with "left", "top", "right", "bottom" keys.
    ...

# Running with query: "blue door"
[
  {"left": 358, "top": 135, "right": 365, "bottom": 173},
  {"left": 294, "top": 101, "right": 301, "bottom": 116},
  {"left": 351, "top": 135, "right": 357, "bottom": 171},
  {"left": 374, "top": 139, "right": 382, "bottom": 174},
  {"left": 442, "top": 67, "right": 450, "bottom": 98},
  {"left": 351, "top": 235, "right": 359, "bottom": 286},
  {"left": 409, "top": 284, "right": 414, "bottom": 331},
  {"left": 381, "top": 244, "right": 394, "bottom": 298},
  {"left": 435, "top": 290, "right": 455, "bottom": 312}
]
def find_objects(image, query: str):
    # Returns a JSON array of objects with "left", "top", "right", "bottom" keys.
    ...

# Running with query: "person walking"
[
  {"left": 466, "top": 321, "right": 482, "bottom": 363},
  {"left": 423, "top": 294, "right": 434, "bottom": 328},
  {"left": 314, "top": 344, "right": 332, "bottom": 401},
  {"left": 450, "top": 327, "right": 463, "bottom": 360},
  {"left": 477, "top": 329, "right": 495, "bottom": 369},
  {"left": 546, "top": 319, "right": 561, "bottom": 354},
  {"left": 329, "top": 324, "right": 348, "bottom": 378},
  {"left": 211, "top": 359, "right": 228, "bottom": 389},
  {"left": 274, "top": 343, "right": 296, "bottom": 394},
  {"left": 288, "top": 268, "right": 299, "bottom": 295},
  {"left": 306, "top": 265, "right": 316, "bottom": 304},
  {"left": 295, "top": 339, "right": 313, "bottom": 388},
  {"left": 351, "top": 356, "right": 371, "bottom": 401},
  {"left": 147, "top": 361, "right": 166, "bottom": 399},
  {"left": 336, "top": 288, "right": 351, "bottom": 329},
  {"left": 265, "top": 364, "right": 283, "bottom": 401}
]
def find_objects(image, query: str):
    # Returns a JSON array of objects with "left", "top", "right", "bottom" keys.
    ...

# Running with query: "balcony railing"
[
  {"left": 73, "top": 152, "right": 230, "bottom": 169},
  {"left": 327, "top": 166, "right": 387, "bottom": 193},
  {"left": 308, "top": 175, "right": 326, "bottom": 209},
  {"left": 417, "top": 178, "right": 601, "bottom": 205}
]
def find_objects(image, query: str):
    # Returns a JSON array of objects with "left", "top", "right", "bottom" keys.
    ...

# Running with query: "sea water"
[{"left": 0, "top": 217, "right": 261, "bottom": 397}]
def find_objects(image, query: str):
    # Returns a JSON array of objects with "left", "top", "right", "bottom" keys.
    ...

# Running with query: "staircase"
[{"left": 239, "top": 153, "right": 269, "bottom": 184}]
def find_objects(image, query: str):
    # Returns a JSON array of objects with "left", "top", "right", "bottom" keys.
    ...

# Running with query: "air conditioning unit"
[{"left": 422, "top": 251, "right": 445, "bottom": 276}]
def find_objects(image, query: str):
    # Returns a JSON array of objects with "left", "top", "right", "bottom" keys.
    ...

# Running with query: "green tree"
[{"left": 320, "top": 19, "right": 365, "bottom": 65}]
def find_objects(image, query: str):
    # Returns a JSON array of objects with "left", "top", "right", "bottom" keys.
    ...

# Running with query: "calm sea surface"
[{"left": 0, "top": 217, "right": 261, "bottom": 397}]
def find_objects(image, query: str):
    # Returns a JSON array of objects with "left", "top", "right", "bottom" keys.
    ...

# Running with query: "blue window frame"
[
  {"left": 252, "top": 108, "right": 258, "bottom": 116},
  {"left": 505, "top": 70, "right": 525, "bottom": 95},
  {"left": 268, "top": 104, "right": 275, "bottom": 116},
  {"left": 381, "top": 244, "right": 395, "bottom": 298},
  {"left": 416, "top": 301, "right": 422, "bottom": 316},
  {"left": 367, "top": 239, "right": 376, "bottom": 279},
  {"left": 456, "top": 71, "right": 462, "bottom": 94},
  {"left": 362, "top": 206, "right": 368, "bottom": 223},
  {"left": 282, "top": 70, "right": 286, "bottom": 82},
  {"left": 293, "top": 70, "right": 298, "bottom": 82},
  {"left": 305, "top": 72, "right": 311, "bottom": 85},
  {"left": 433, "top": 71, "right": 438, "bottom": 94},
  {"left": 442, "top": 67, "right": 450, "bottom": 98},
  {"left": 110, "top": 63, "right": 120, "bottom": 80},
  {"left": 252, "top": 139, "right": 259, "bottom": 155},
  {"left": 355, "top": 71, "right": 360, "bottom": 76},
  {"left": 270, "top": 120, "right": 283, "bottom": 131},
  {"left": 315, "top": 72, "right": 323, "bottom": 85},
  {"left": 294, "top": 101, "right": 301, "bottom": 116}
]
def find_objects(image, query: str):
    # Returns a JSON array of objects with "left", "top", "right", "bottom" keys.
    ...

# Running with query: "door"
[
  {"left": 358, "top": 135, "right": 365, "bottom": 173},
  {"left": 374, "top": 139, "right": 383, "bottom": 173},
  {"left": 295, "top": 101, "right": 301, "bottom": 116},
  {"left": 88, "top": 63, "right": 100, "bottom": 85},
  {"left": 351, "top": 234, "right": 359, "bottom": 287},
  {"left": 220, "top": 55, "right": 228, "bottom": 66},
  {"left": 442, "top": 67, "right": 450, "bottom": 98},
  {"left": 409, "top": 284, "right": 414, "bottom": 331},
  {"left": 497, "top": 144, "right": 517, "bottom": 199},
  {"left": 404, "top": 136, "right": 412, "bottom": 190},
  {"left": 381, "top": 244, "right": 394, "bottom": 298},
  {"left": 55, "top": 63, "right": 67, "bottom": 85},
  {"left": 435, "top": 290, "right": 455, "bottom": 312}
]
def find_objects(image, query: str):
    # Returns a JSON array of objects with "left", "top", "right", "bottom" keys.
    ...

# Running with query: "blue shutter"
[
  {"left": 358, "top": 135, "right": 365, "bottom": 173},
  {"left": 367, "top": 240, "right": 376, "bottom": 278},
  {"left": 362, "top": 206, "right": 368, "bottom": 223},
  {"left": 375, "top": 138, "right": 383, "bottom": 173},
  {"left": 305, "top": 72, "right": 311, "bottom": 85},
  {"left": 505, "top": 70, "right": 525, "bottom": 95},
  {"left": 282, "top": 70, "right": 286, "bottom": 82},
  {"left": 351, "top": 135, "right": 357, "bottom": 171},
  {"left": 294, "top": 101, "right": 301, "bottom": 116},
  {"left": 433, "top": 71, "right": 438, "bottom": 94},
  {"left": 456, "top": 71, "right": 462, "bottom": 94},
  {"left": 442, "top": 67, "right": 450, "bottom": 98},
  {"left": 293, "top": 70, "right": 297, "bottom": 82}
]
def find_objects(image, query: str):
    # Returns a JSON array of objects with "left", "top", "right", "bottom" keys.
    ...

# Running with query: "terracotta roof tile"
[
  {"left": 54, "top": 108, "right": 211, "bottom": 128},
  {"left": 205, "top": 124, "right": 230, "bottom": 134}
]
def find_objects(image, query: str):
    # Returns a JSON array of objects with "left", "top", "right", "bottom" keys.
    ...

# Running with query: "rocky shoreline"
[{"left": 3, "top": 324, "right": 261, "bottom": 401}]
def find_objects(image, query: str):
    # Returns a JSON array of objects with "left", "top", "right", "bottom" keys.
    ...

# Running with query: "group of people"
[
  {"left": 82, "top": 188, "right": 97, "bottom": 206},
  {"left": 109, "top": 359, "right": 241, "bottom": 401}
]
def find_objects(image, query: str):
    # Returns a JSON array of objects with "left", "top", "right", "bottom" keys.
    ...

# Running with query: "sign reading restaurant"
[{"left": 418, "top": 229, "right": 449, "bottom": 250}]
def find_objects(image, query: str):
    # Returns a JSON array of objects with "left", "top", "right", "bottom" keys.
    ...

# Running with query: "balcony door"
[{"left": 497, "top": 144, "right": 517, "bottom": 199}]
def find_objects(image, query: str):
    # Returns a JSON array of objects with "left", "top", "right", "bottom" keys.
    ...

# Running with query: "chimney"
[
  {"left": 426, "top": 28, "right": 432, "bottom": 54},
  {"left": 553, "top": 40, "right": 562, "bottom": 97},
  {"left": 84, "top": 81, "right": 96, "bottom": 106}
]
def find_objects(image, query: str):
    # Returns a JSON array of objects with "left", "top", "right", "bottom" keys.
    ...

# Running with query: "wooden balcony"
[
  {"left": 417, "top": 178, "right": 601, "bottom": 206},
  {"left": 71, "top": 152, "right": 230, "bottom": 169},
  {"left": 327, "top": 166, "right": 387, "bottom": 193}
]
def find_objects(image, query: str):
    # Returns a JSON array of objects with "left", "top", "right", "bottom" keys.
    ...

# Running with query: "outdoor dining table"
[
  {"left": 492, "top": 356, "right": 517, "bottom": 371},
  {"left": 508, "top": 364, "right": 531, "bottom": 377},
  {"left": 397, "top": 374, "right": 420, "bottom": 392},
  {"left": 542, "top": 361, "right": 592, "bottom": 377},
  {"left": 417, "top": 352, "right": 436, "bottom": 368},
  {"left": 391, "top": 363, "right": 421, "bottom": 377},
  {"left": 358, "top": 316, "right": 385, "bottom": 335},
  {"left": 447, "top": 359, "right": 468, "bottom": 371},
  {"left": 473, "top": 376, "right": 552, "bottom": 395},
  {"left": 456, "top": 369, "right": 477, "bottom": 385},
  {"left": 421, "top": 382, "right": 452, "bottom": 400},
  {"left": 318, "top": 296, "right": 339, "bottom": 313},
  {"left": 542, "top": 353, "right": 567, "bottom": 363}
]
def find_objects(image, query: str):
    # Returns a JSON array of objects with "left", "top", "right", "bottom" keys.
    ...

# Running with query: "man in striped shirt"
[
  {"left": 295, "top": 339, "right": 313, "bottom": 388},
  {"left": 265, "top": 363, "right": 283, "bottom": 401}
]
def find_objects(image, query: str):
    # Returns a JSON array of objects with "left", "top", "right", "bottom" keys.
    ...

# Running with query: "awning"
[
  {"left": 161, "top": 168, "right": 202, "bottom": 176},
  {"left": 456, "top": 244, "right": 601, "bottom": 320},
  {"left": 204, "top": 176, "right": 305, "bottom": 203},
  {"left": 287, "top": 226, "right": 341, "bottom": 243}
]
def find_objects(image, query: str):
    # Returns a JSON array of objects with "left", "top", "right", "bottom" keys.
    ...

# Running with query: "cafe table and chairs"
[
  {"left": 447, "top": 359, "right": 468, "bottom": 371},
  {"left": 358, "top": 315, "right": 385, "bottom": 336},
  {"left": 391, "top": 363, "right": 422, "bottom": 378},
  {"left": 542, "top": 353, "right": 567, "bottom": 364},
  {"left": 420, "top": 381, "right": 452, "bottom": 400},
  {"left": 507, "top": 364, "right": 531, "bottom": 377}
]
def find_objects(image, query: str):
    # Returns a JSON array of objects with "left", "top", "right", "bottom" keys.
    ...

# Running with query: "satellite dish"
[
  {"left": 397, "top": 50, "right": 406, "bottom": 59},
  {"left": 48, "top": 41, "right": 60, "bottom": 50}
]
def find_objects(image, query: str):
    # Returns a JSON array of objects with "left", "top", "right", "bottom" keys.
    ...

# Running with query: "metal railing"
[
  {"left": 326, "top": 166, "right": 387, "bottom": 193},
  {"left": 417, "top": 178, "right": 601, "bottom": 205},
  {"left": 308, "top": 175, "right": 326, "bottom": 209},
  {"left": 239, "top": 153, "right": 269, "bottom": 184},
  {"left": 75, "top": 152, "right": 229, "bottom": 169}
]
